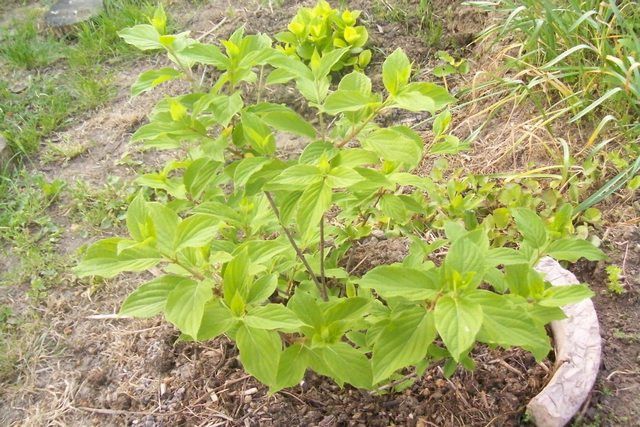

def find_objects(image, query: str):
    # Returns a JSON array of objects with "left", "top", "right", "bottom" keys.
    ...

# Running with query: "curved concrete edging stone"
[
  {"left": 527, "top": 257, "right": 602, "bottom": 427},
  {"left": 45, "top": 0, "right": 104, "bottom": 28}
]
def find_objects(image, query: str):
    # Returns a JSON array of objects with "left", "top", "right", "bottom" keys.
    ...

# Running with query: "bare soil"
[{"left": 1, "top": 0, "right": 639, "bottom": 426}]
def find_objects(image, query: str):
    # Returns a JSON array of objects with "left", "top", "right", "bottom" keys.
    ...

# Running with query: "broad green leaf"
[
  {"left": 546, "top": 239, "right": 606, "bottom": 262},
  {"left": 338, "top": 71, "right": 372, "bottom": 94},
  {"left": 379, "top": 194, "right": 408, "bottom": 223},
  {"left": 165, "top": 278, "right": 214, "bottom": 338},
  {"left": 131, "top": 68, "right": 182, "bottom": 96},
  {"left": 323, "top": 297, "right": 371, "bottom": 324},
  {"left": 444, "top": 238, "right": 485, "bottom": 289},
  {"left": 180, "top": 42, "right": 228, "bottom": 67},
  {"left": 371, "top": 309, "right": 436, "bottom": 383},
  {"left": 297, "top": 180, "right": 332, "bottom": 240},
  {"left": 223, "top": 251, "right": 250, "bottom": 308},
  {"left": 126, "top": 192, "right": 149, "bottom": 242},
  {"left": 195, "top": 300, "right": 235, "bottom": 341},
  {"left": 118, "top": 24, "right": 162, "bottom": 50},
  {"left": 174, "top": 214, "right": 220, "bottom": 251},
  {"left": 288, "top": 290, "right": 324, "bottom": 329},
  {"left": 313, "top": 47, "right": 349, "bottom": 79},
  {"left": 485, "top": 248, "right": 528, "bottom": 267},
  {"left": 241, "top": 112, "right": 276, "bottom": 155},
  {"left": 469, "top": 290, "right": 551, "bottom": 361},
  {"left": 323, "top": 90, "right": 379, "bottom": 114},
  {"left": 327, "top": 166, "right": 364, "bottom": 188},
  {"left": 512, "top": 208, "right": 548, "bottom": 249},
  {"left": 74, "top": 238, "right": 161, "bottom": 278},
  {"left": 434, "top": 295, "right": 482, "bottom": 361},
  {"left": 246, "top": 274, "right": 278, "bottom": 305},
  {"left": 234, "top": 156, "right": 271, "bottom": 187},
  {"left": 247, "top": 103, "right": 316, "bottom": 138},
  {"left": 236, "top": 324, "right": 281, "bottom": 386},
  {"left": 245, "top": 304, "right": 303, "bottom": 331},
  {"left": 147, "top": 202, "right": 180, "bottom": 256},
  {"left": 358, "top": 265, "right": 439, "bottom": 301},
  {"left": 184, "top": 158, "right": 221, "bottom": 199},
  {"left": 539, "top": 285, "right": 594, "bottom": 307},
  {"left": 275, "top": 344, "right": 308, "bottom": 391},
  {"left": 120, "top": 275, "right": 180, "bottom": 317},
  {"left": 265, "top": 164, "right": 321, "bottom": 191},
  {"left": 361, "top": 126, "right": 422, "bottom": 168},
  {"left": 393, "top": 82, "right": 455, "bottom": 114},
  {"left": 210, "top": 92, "right": 243, "bottom": 127},
  {"left": 316, "top": 342, "right": 372, "bottom": 389},
  {"left": 382, "top": 48, "right": 411, "bottom": 95}
]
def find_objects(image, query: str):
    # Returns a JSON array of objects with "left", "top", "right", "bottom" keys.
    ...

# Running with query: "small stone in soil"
[{"left": 45, "top": 0, "right": 104, "bottom": 27}]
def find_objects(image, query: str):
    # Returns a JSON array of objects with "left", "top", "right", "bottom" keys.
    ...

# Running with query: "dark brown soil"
[{"left": 571, "top": 221, "right": 640, "bottom": 426}]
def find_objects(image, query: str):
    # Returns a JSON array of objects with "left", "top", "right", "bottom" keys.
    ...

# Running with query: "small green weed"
[
  {"left": 606, "top": 265, "right": 625, "bottom": 294},
  {"left": 373, "top": 0, "right": 443, "bottom": 47},
  {"left": 68, "top": 177, "right": 135, "bottom": 233}
]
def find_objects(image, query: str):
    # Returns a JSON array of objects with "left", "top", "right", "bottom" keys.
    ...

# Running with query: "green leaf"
[
  {"left": 180, "top": 42, "right": 228, "bottom": 67},
  {"left": 147, "top": 202, "right": 180, "bottom": 256},
  {"left": 245, "top": 304, "right": 303, "bottom": 331},
  {"left": 469, "top": 290, "right": 551, "bottom": 361},
  {"left": 338, "top": 71, "right": 372, "bottom": 94},
  {"left": 210, "top": 92, "right": 243, "bottom": 127},
  {"left": 379, "top": 194, "right": 408, "bottom": 223},
  {"left": 223, "top": 251, "right": 250, "bottom": 308},
  {"left": 234, "top": 156, "right": 272, "bottom": 187},
  {"left": 327, "top": 166, "right": 364, "bottom": 188},
  {"left": 297, "top": 180, "right": 332, "bottom": 240},
  {"left": 323, "top": 297, "right": 371, "bottom": 324},
  {"left": 120, "top": 275, "right": 180, "bottom": 317},
  {"left": 313, "top": 47, "right": 349, "bottom": 79},
  {"left": 184, "top": 158, "right": 221, "bottom": 199},
  {"left": 444, "top": 238, "right": 485, "bottom": 289},
  {"left": 131, "top": 68, "right": 182, "bottom": 96},
  {"left": 358, "top": 265, "right": 439, "bottom": 301},
  {"left": 393, "top": 82, "right": 455, "bottom": 113},
  {"left": 323, "top": 90, "right": 379, "bottom": 114},
  {"left": 73, "top": 238, "right": 161, "bottom": 278},
  {"left": 434, "top": 295, "right": 482, "bottom": 361},
  {"left": 539, "top": 285, "right": 594, "bottom": 307},
  {"left": 174, "top": 214, "right": 220, "bottom": 251},
  {"left": 247, "top": 103, "right": 316, "bottom": 138},
  {"left": 118, "top": 24, "right": 162, "bottom": 50},
  {"left": 512, "top": 208, "right": 548, "bottom": 249},
  {"left": 315, "top": 342, "right": 372, "bottom": 389},
  {"left": 236, "top": 324, "right": 281, "bottom": 386},
  {"left": 275, "top": 344, "right": 308, "bottom": 391},
  {"left": 361, "top": 126, "right": 422, "bottom": 168},
  {"left": 195, "top": 300, "right": 235, "bottom": 341},
  {"left": 485, "top": 248, "right": 528, "bottom": 267},
  {"left": 382, "top": 48, "right": 411, "bottom": 95},
  {"left": 546, "top": 239, "right": 606, "bottom": 262},
  {"left": 265, "top": 164, "right": 321, "bottom": 191},
  {"left": 246, "top": 273, "right": 278, "bottom": 305},
  {"left": 165, "top": 278, "right": 214, "bottom": 337},
  {"left": 126, "top": 192, "right": 149, "bottom": 242},
  {"left": 241, "top": 112, "right": 276, "bottom": 155},
  {"left": 371, "top": 309, "right": 436, "bottom": 383}
]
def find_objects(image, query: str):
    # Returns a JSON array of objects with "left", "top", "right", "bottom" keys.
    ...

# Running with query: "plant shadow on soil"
[{"left": 0, "top": 0, "right": 639, "bottom": 426}]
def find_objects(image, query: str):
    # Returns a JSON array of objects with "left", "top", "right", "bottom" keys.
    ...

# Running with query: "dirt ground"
[{"left": 1, "top": 0, "right": 639, "bottom": 426}]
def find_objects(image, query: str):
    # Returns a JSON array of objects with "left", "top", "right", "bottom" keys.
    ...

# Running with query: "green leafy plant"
[
  {"left": 433, "top": 50, "right": 469, "bottom": 89},
  {"left": 606, "top": 265, "right": 625, "bottom": 294},
  {"left": 75, "top": 5, "right": 605, "bottom": 393},
  {"left": 276, "top": 0, "right": 371, "bottom": 71}
]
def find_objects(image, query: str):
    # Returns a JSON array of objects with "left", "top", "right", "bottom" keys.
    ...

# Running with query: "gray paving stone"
[{"left": 45, "top": 0, "right": 104, "bottom": 28}]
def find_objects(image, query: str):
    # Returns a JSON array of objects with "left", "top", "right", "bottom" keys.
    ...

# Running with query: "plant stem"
[
  {"left": 319, "top": 214, "right": 328, "bottom": 298},
  {"left": 336, "top": 105, "right": 382, "bottom": 148},
  {"left": 264, "top": 191, "right": 328, "bottom": 300},
  {"left": 256, "top": 65, "right": 264, "bottom": 104}
]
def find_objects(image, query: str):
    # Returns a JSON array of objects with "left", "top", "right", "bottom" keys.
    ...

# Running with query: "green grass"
[
  {"left": 0, "top": 171, "right": 68, "bottom": 293},
  {"left": 0, "top": 0, "right": 157, "bottom": 161},
  {"left": 372, "top": 0, "right": 444, "bottom": 47},
  {"left": 466, "top": 0, "right": 640, "bottom": 210}
]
